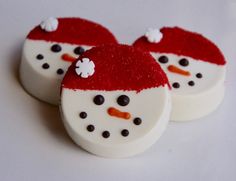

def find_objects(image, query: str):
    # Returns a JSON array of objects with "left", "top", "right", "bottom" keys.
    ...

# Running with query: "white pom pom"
[
  {"left": 145, "top": 28, "right": 163, "bottom": 43},
  {"left": 75, "top": 58, "right": 95, "bottom": 78},
  {"left": 40, "top": 17, "right": 59, "bottom": 32}
]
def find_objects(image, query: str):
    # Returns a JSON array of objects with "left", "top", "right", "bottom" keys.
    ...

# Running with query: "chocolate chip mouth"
[
  {"left": 42, "top": 63, "right": 50, "bottom": 69},
  {"left": 36, "top": 54, "right": 44, "bottom": 60},
  {"left": 172, "top": 82, "right": 180, "bottom": 89},
  {"left": 36, "top": 52, "right": 66, "bottom": 75},
  {"left": 79, "top": 111, "right": 142, "bottom": 139},
  {"left": 57, "top": 68, "right": 64, "bottom": 75}
]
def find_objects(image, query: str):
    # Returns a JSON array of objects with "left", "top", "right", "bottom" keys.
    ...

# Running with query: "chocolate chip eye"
[
  {"left": 117, "top": 95, "right": 130, "bottom": 106},
  {"left": 74, "top": 46, "right": 85, "bottom": 55},
  {"left": 158, "top": 56, "right": 168, "bottom": 64},
  {"left": 51, "top": 44, "right": 62, "bottom": 52},
  {"left": 179, "top": 58, "right": 189, "bottom": 66},
  {"left": 93, "top": 95, "right": 104, "bottom": 105}
]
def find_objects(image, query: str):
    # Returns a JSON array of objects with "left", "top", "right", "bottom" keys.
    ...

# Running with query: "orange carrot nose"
[
  {"left": 107, "top": 107, "right": 131, "bottom": 120},
  {"left": 167, "top": 65, "right": 191, "bottom": 76},
  {"left": 61, "top": 53, "right": 77, "bottom": 62}
]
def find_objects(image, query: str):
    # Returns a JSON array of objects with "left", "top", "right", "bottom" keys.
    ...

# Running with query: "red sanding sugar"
[
  {"left": 133, "top": 27, "right": 226, "bottom": 65},
  {"left": 62, "top": 44, "right": 170, "bottom": 92},
  {"left": 27, "top": 17, "right": 118, "bottom": 46}
]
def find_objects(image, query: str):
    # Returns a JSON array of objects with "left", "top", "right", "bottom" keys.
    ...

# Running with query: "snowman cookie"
[
  {"left": 20, "top": 17, "right": 118, "bottom": 105},
  {"left": 133, "top": 27, "right": 226, "bottom": 121},
  {"left": 60, "top": 44, "right": 171, "bottom": 158}
]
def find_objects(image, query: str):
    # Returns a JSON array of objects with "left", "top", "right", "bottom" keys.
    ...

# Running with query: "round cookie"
[
  {"left": 20, "top": 17, "right": 118, "bottom": 105},
  {"left": 133, "top": 27, "right": 226, "bottom": 121},
  {"left": 60, "top": 44, "right": 171, "bottom": 158}
]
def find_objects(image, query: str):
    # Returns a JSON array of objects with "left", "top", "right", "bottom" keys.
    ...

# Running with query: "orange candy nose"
[
  {"left": 167, "top": 65, "right": 191, "bottom": 76},
  {"left": 61, "top": 53, "right": 77, "bottom": 62},
  {"left": 107, "top": 107, "right": 131, "bottom": 120}
]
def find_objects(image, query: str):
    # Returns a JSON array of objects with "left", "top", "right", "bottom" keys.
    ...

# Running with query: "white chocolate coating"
[
  {"left": 60, "top": 86, "right": 171, "bottom": 158},
  {"left": 20, "top": 39, "right": 91, "bottom": 105},
  {"left": 151, "top": 53, "right": 226, "bottom": 121}
]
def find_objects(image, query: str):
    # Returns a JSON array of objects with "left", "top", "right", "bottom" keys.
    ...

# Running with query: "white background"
[{"left": 0, "top": 0, "right": 236, "bottom": 180}]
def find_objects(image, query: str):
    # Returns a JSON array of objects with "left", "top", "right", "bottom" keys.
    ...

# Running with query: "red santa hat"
[
  {"left": 62, "top": 44, "right": 170, "bottom": 92},
  {"left": 27, "top": 17, "right": 118, "bottom": 45},
  {"left": 133, "top": 27, "right": 226, "bottom": 65}
]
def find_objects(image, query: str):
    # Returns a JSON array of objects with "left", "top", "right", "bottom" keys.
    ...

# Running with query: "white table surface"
[{"left": 0, "top": 0, "right": 236, "bottom": 180}]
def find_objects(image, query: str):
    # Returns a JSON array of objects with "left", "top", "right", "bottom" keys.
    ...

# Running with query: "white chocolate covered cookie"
[
  {"left": 60, "top": 44, "right": 171, "bottom": 158},
  {"left": 20, "top": 17, "right": 118, "bottom": 105},
  {"left": 133, "top": 27, "right": 226, "bottom": 121}
]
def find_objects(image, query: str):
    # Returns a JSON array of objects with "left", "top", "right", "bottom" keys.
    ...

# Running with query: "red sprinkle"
[
  {"left": 62, "top": 44, "right": 170, "bottom": 92},
  {"left": 133, "top": 27, "right": 226, "bottom": 65},
  {"left": 27, "top": 17, "right": 118, "bottom": 46}
]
